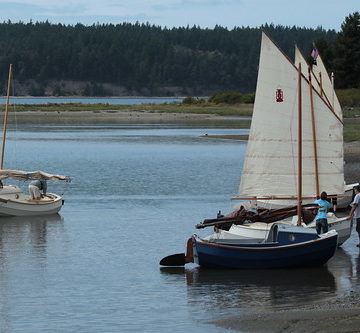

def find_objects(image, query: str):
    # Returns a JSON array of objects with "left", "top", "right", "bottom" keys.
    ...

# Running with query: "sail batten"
[{"left": 239, "top": 33, "right": 344, "bottom": 198}]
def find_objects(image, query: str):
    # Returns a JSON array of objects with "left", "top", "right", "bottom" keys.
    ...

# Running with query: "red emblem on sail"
[{"left": 276, "top": 89, "right": 283, "bottom": 102}]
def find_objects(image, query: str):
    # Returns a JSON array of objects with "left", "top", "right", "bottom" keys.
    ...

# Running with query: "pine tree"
[{"left": 333, "top": 12, "right": 360, "bottom": 88}]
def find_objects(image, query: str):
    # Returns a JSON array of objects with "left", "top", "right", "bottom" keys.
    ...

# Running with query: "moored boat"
[
  {"left": 159, "top": 31, "right": 349, "bottom": 269},
  {"left": 0, "top": 65, "right": 70, "bottom": 217},
  {"left": 0, "top": 170, "right": 69, "bottom": 216},
  {"left": 192, "top": 227, "right": 338, "bottom": 269},
  {"left": 229, "top": 31, "right": 353, "bottom": 244}
]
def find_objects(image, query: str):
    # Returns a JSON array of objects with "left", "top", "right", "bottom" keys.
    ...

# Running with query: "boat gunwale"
[
  {"left": 193, "top": 232, "right": 338, "bottom": 252},
  {"left": 1, "top": 193, "right": 62, "bottom": 205}
]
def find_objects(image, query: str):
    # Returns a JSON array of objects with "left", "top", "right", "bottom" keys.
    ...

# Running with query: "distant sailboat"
[{"left": 0, "top": 64, "right": 70, "bottom": 217}]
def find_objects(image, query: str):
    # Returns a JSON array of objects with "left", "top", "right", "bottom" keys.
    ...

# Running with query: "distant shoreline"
[{"left": 5, "top": 110, "right": 218, "bottom": 124}]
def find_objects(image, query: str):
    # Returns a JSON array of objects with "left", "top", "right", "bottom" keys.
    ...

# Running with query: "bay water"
[{"left": 0, "top": 121, "right": 359, "bottom": 332}]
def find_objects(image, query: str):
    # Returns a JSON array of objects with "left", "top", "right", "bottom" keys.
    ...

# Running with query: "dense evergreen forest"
[{"left": 0, "top": 12, "right": 358, "bottom": 96}]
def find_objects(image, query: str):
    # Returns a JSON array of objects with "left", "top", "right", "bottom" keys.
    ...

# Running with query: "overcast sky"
[{"left": 0, "top": 0, "right": 358, "bottom": 30}]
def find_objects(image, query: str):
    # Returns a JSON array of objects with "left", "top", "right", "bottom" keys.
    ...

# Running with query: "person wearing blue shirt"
[
  {"left": 314, "top": 191, "right": 331, "bottom": 234},
  {"left": 28, "top": 179, "right": 47, "bottom": 200}
]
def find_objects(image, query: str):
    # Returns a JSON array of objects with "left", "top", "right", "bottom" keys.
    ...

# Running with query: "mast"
[
  {"left": 0, "top": 64, "right": 12, "bottom": 170},
  {"left": 308, "top": 66, "right": 320, "bottom": 197},
  {"left": 297, "top": 63, "right": 302, "bottom": 226},
  {"left": 319, "top": 72, "right": 323, "bottom": 97},
  {"left": 331, "top": 72, "right": 335, "bottom": 109}
]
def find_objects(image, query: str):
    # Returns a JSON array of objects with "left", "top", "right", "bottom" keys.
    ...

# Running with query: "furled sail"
[
  {"left": 0, "top": 169, "right": 71, "bottom": 181},
  {"left": 238, "top": 32, "right": 344, "bottom": 199}
]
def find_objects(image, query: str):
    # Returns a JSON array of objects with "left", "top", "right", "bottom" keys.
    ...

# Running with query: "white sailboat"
[
  {"left": 0, "top": 64, "right": 70, "bottom": 217},
  {"left": 216, "top": 32, "right": 352, "bottom": 245}
]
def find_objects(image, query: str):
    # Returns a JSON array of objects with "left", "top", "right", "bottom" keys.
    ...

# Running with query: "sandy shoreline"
[{"left": 7, "top": 110, "right": 217, "bottom": 123}]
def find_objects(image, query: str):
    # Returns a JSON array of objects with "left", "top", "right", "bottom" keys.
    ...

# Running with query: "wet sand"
[
  {"left": 213, "top": 295, "right": 360, "bottom": 332},
  {"left": 344, "top": 141, "right": 360, "bottom": 184}
]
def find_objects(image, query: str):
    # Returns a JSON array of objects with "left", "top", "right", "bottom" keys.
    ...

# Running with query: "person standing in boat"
[
  {"left": 314, "top": 192, "right": 331, "bottom": 234},
  {"left": 348, "top": 185, "right": 360, "bottom": 247},
  {"left": 28, "top": 179, "right": 47, "bottom": 200}
]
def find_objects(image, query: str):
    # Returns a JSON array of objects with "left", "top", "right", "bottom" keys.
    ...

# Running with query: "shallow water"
[{"left": 0, "top": 122, "right": 359, "bottom": 332}]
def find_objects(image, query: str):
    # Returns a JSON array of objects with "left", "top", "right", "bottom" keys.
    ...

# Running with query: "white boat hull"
[
  {"left": 0, "top": 185, "right": 64, "bottom": 217},
  {"left": 208, "top": 215, "right": 352, "bottom": 246},
  {"left": 306, "top": 216, "right": 352, "bottom": 246}
]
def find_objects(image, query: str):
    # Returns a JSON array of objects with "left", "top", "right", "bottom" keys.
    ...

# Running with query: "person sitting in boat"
[
  {"left": 348, "top": 185, "right": 360, "bottom": 247},
  {"left": 28, "top": 179, "right": 47, "bottom": 200},
  {"left": 314, "top": 192, "right": 331, "bottom": 234}
]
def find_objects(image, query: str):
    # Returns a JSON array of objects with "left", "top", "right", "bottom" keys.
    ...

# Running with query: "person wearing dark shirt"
[{"left": 28, "top": 179, "right": 47, "bottom": 200}]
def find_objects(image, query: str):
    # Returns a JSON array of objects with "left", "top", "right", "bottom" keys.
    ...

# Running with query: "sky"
[{"left": 0, "top": 0, "right": 358, "bottom": 30}]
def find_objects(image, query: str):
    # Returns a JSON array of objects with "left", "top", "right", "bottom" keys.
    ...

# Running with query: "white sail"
[
  {"left": 239, "top": 32, "right": 344, "bottom": 198},
  {"left": 294, "top": 46, "right": 342, "bottom": 119},
  {"left": 311, "top": 54, "right": 342, "bottom": 119}
]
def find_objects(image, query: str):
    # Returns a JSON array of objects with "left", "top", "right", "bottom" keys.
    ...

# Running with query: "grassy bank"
[
  {"left": 4, "top": 102, "right": 254, "bottom": 116},
  {"left": 203, "top": 120, "right": 360, "bottom": 142},
  {"left": 4, "top": 101, "right": 360, "bottom": 117},
  {"left": 344, "top": 119, "right": 360, "bottom": 141}
]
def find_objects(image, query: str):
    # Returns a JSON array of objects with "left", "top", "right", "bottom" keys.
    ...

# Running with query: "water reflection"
[
  {"left": 161, "top": 266, "right": 337, "bottom": 311},
  {"left": 328, "top": 248, "right": 353, "bottom": 293},
  {"left": 0, "top": 214, "right": 64, "bottom": 260},
  {"left": 0, "top": 214, "right": 65, "bottom": 331},
  {"left": 356, "top": 253, "right": 360, "bottom": 284}
]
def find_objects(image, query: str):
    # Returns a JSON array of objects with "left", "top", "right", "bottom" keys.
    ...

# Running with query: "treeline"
[
  {"left": 201, "top": 89, "right": 360, "bottom": 108},
  {"left": 0, "top": 13, "right": 358, "bottom": 96}
]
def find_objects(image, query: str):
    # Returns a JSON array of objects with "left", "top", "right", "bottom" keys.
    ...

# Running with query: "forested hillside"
[{"left": 0, "top": 12, "right": 358, "bottom": 96}]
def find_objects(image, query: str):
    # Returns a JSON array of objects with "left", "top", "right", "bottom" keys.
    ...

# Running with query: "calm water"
[
  {"left": 0, "top": 97, "right": 184, "bottom": 105},
  {"left": 0, "top": 122, "right": 359, "bottom": 332}
]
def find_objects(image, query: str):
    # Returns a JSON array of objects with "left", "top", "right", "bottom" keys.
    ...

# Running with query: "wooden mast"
[
  {"left": 319, "top": 72, "right": 323, "bottom": 97},
  {"left": 297, "top": 63, "right": 303, "bottom": 226},
  {"left": 0, "top": 64, "right": 12, "bottom": 170},
  {"left": 308, "top": 66, "right": 320, "bottom": 197}
]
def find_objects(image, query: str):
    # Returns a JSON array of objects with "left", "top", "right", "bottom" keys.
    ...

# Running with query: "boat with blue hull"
[
  {"left": 159, "top": 30, "right": 342, "bottom": 269},
  {"left": 192, "top": 226, "right": 338, "bottom": 269}
]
